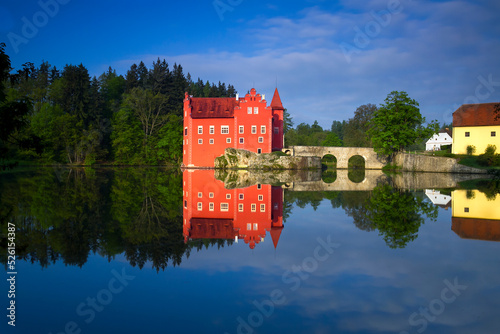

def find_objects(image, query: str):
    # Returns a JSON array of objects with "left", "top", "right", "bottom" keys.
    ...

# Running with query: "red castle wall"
[{"left": 183, "top": 88, "right": 284, "bottom": 168}]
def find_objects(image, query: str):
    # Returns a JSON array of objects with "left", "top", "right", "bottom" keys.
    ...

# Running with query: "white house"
[{"left": 426, "top": 129, "right": 452, "bottom": 151}]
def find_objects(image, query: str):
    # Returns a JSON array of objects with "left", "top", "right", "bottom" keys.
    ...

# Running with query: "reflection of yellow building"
[
  {"left": 452, "top": 103, "right": 500, "bottom": 155},
  {"left": 451, "top": 190, "right": 500, "bottom": 241}
]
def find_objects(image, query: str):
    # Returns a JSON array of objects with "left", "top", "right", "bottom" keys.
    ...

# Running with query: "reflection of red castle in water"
[{"left": 183, "top": 170, "right": 284, "bottom": 249}]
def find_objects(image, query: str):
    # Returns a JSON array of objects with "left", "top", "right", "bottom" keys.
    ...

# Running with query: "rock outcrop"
[{"left": 214, "top": 148, "right": 321, "bottom": 170}]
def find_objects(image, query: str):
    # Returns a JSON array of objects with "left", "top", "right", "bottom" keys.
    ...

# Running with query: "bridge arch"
[{"left": 286, "top": 146, "right": 387, "bottom": 169}]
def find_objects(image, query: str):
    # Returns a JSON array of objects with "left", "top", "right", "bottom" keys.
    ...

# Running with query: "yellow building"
[
  {"left": 452, "top": 103, "right": 500, "bottom": 155},
  {"left": 451, "top": 189, "right": 500, "bottom": 241}
]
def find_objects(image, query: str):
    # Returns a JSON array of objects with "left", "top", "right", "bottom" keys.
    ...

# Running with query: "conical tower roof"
[
  {"left": 270, "top": 88, "right": 284, "bottom": 110},
  {"left": 270, "top": 225, "right": 284, "bottom": 248}
]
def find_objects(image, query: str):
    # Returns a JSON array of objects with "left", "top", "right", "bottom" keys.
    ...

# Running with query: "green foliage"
[
  {"left": 343, "top": 104, "right": 376, "bottom": 147},
  {"left": 477, "top": 145, "right": 500, "bottom": 167},
  {"left": 368, "top": 91, "right": 439, "bottom": 159},
  {"left": 321, "top": 132, "right": 343, "bottom": 147},
  {"left": 466, "top": 145, "right": 476, "bottom": 155}
]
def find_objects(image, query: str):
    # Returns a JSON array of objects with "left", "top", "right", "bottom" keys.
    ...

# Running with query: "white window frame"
[
  {"left": 198, "top": 126, "right": 203, "bottom": 134},
  {"left": 253, "top": 223, "right": 258, "bottom": 230},
  {"left": 254, "top": 107, "right": 259, "bottom": 114},
  {"left": 197, "top": 202, "right": 202, "bottom": 211},
  {"left": 209, "top": 126, "right": 214, "bottom": 134},
  {"left": 226, "top": 194, "right": 231, "bottom": 199},
  {"left": 239, "top": 138, "right": 244, "bottom": 144},
  {"left": 258, "top": 137, "right": 263, "bottom": 143},
  {"left": 209, "top": 192, "right": 214, "bottom": 198},
  {"left": 198, "top": 192, "right": 202, "bottom": 198},
  {"left": 238, "top": 203, "right": 244, "bottom": 212},
  {"left": 251, "top": 204, "right": 256, "bottom": 212},
  {"left": 209, "top": 202, "right": 214, "bottom": 211},
  {"left": 239, "top": 125, "right": 244, "bottom": 134},
  {"left": 220, "top": 203, "right": 229, "bottom": 212},
  {"left": 198, "top": 139, "right": 203, "bottom": 144},
  {"left": 251, "top": 126, "right": 257, "bottom": 134},
  {"left": 260, "top": 204, "right": 265, "bottom": 212},
  {"left": 261, "top": 126, "right": 266, "bottom": 134},
  {"left": 247, "top": 107, "right": 252, "bottom": 114},
  {"left": 239, "top": 194, "right": 244, "bottom": 200},
  {"left": 258, "top": 195, "right": 263, "bottom": 201},
  {"left": 209, "top": 138, "right": 214, "bottom": 144},
  {"left": 221, "top": 126, "right": 229, "bottom": 134},
  {"left": 227, "top": 138, "right": 231, "bottom": 143}
]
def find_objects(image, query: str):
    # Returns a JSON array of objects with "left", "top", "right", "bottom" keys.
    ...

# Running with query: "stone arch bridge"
[{"left": 283, "top": 146, "right": 387, "bottom": 169}]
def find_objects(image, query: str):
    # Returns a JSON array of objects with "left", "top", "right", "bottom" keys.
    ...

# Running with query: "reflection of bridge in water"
[
  {"left": 283, "top": 170, "right": 487, "bottom": 192},
  {"left": 284, "top": 170, "right": 388, "bottom": 191}
]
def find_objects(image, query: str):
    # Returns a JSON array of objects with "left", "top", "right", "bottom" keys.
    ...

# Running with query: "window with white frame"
[
  {"left": 238, "top": 203, "right": 243, "bottom": 212},
  {"left": 198, "top": 139, "right": 203, "bottom": 144},
  {"left": 261, "top": 126, "right": 266, "bottom": 134},
  {"left": 247, "top": 223, "right": 251, "bottom": 230},
  {"left": 221, "top": 126, "right": 229, "bottom": 134},
  {"left": 198, "top": 192, "right": 202, "bottom": 198},
  {"left": 251, "top": 126, "right": 257, "bottom": 134},
  {"left": 209, "top": 202, "right": 214, "bottom": 211},
  {"left": 253, "top": 223, "right": 258, "bottom": 230},
  {"left": 198, "top": 126, "right": 203, "bottom": 134},
  {"left": 226, "top": 194, "right": 231, "bottom": 199},
  {"left": 209, "top": 139, "right": 214, "bottom": 144},
  {"left": 239, "top": 125, "right": 244, "bottom": 134},
  {"left": 209, "top": 192, "right": 214, "bottom": 198},
  {"left": 258, "top": 195, "right": 263, "bottom": 201},
  {"left": 226, "top": 138, "right": 231, "bottom": 143},
  {"left": 184, "top": 127, "right": 187, "bottom": 136},
  {"left": 257, "top": 148, "right": 262, "bottom": 154},
  {"left": 260, "top": 204, "right": 265, "bottom": 212},
  {"left": 239, "top": 194, "right": 244, "bottom": 200},
  {"left": 220, "top": 203, "right": 229, "bottom": 212},
  {"left": 251, "top": 204, "right": 256, "bottom": 212},
  {"left": 254, "top": 107, "right": 259, "bottom": 114},
  {"left": 247, "top": 107, "right": 252, "bottom": 114},
  {"left": 197, "top": 202, "right": 202, "bottom": 211},
  {"left": 239, "top": 138, "right": 244, "bottom": 144},
  {"left": 258, "top": 137, "right": 263, "bottom": 143},
  {"left": 209, "top": 126, "right": 214, "bottom": 134}
]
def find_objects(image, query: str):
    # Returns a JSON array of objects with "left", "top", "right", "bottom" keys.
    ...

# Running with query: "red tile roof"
[
  {"left": 453, "top": 103, "right": 500, "bottom": 127},
  {"left": 190, "top": 98, "right": 239, "bottom": 118},
  {"left": 189, "top": 218, "right": 237, "bottom": 239}
]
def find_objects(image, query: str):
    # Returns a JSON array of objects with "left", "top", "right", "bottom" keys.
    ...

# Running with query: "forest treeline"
[
  {"left": 1, "top": 43, "right": 448, "bottom": 168},
  {"left": 285, "top": 103, "right": 449, "bottom": 150},
  {"left": 0, "top": 43, "right": 236, "bottom": 167}
]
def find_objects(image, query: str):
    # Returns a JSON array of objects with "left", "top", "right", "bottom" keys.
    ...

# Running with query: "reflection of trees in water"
[
  {"left": 283, "top": 184, "right": 438, "bottom": 248},
  {"left": 367, "top": 184, "right": 438, "bottom": 248},
  {"left": 0, "top": 168, "right": 232, "bottom": 271}
]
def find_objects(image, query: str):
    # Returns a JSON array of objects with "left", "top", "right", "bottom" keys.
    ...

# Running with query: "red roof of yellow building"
[{"left": 453, "top": 103, "right": 500, "bottom": 127}]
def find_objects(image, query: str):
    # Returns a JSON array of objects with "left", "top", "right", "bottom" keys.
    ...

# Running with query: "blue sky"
[{"left": 1, "top": 0, "right": 499, "bottom": 128}]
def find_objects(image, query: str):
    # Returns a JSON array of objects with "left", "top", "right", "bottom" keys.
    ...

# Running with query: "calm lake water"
[{"left": 1, "top": 167, "right": 500, "bottom": 334}]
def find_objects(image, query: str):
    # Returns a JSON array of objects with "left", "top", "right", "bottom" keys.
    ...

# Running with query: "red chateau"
[
  {"left": 183, "top": 88, "right": 285, "bottom": 168},
  {"left": 183, "top": 169, "right": 284, "bottom": 249}
]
